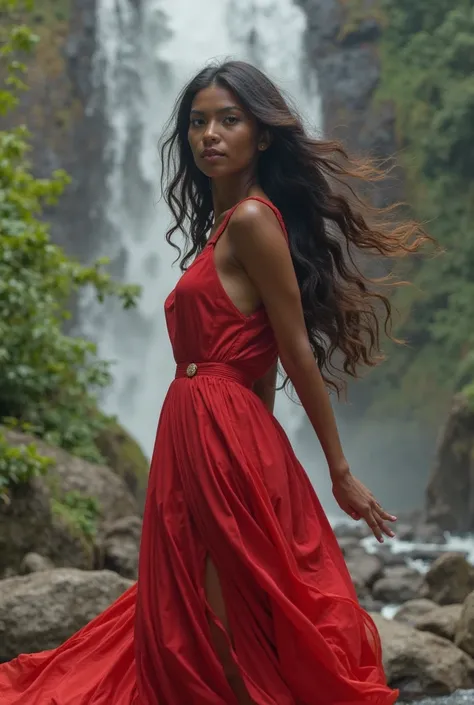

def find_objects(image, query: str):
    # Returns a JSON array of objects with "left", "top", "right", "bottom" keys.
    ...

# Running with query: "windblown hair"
[{"left": 160, "top": 60, "right": 429, "bottom": 393}]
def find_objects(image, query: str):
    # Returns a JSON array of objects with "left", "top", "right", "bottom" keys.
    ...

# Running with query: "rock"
[
  {"left": 394, "top": 523, "right": 415, "bottom": 542},
  {"left": 336, "top": 536, "right": 361, "bottom": 557},
  {"left": 414, "top": 522, "right": 447, "bottom": 545},
  {"left": 408, "top": 548, "right": 452, "bottom": 563},
  {"left": 359, "top": 595, "right": 385, "bottom": 613},
  {"left": 103, "top": 515, "right": 142, "bottom": 580},
  {"left": 374, "top": 544, "right": 408, "bottom": 568},
  {"left": 0, "top": 428, "right": 138, "bottom": 576},
  {"left": 404, "top": 692, "right": 474, "bottom": 705},
  {"left": 333, "top": 522, "right": 370, "bottom": 540},
  {"left": 455, "top": 591, "right": 474, "bottom": 658},
  {"left": 371, "top": 613, "right": 474, "bottom": 699},
  {"left": 95, "top": 420, "right": 149, "bottom": 513},
  {"left": 416, "top": 605, "right": 463, "bottom": 642},
  {"left": 20, "top": 553, "right": 55, "bottom": 575},
  {"left": 0, "top": 568, "right": 133, "bottom": 662},
  {"left": 372, "top": 565, "right": 423, "bottom": 604},
  {"left": 420, "top": 554, "right": 474, "bottom": 606},
  {"left": 394, "top": 599, "right": 438, "bottom": 627},
  {"left": 425, "top": 392, "right": 474, "bottom": 533},
  {"left": 345, "top": 550, "right": 384, "bottom": 595}
]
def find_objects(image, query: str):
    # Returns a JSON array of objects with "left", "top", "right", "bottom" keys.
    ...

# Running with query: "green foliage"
[
  {"left": 367, "top": 0, "right": 474, "bottom": 421},
  {"left": 0, "top": 427, "right": 53, "bottom": 503},
  {"left": 51, "top": 490, "right": 100, "bottom": 543},
  {"left": 0, "top": 1, "right": 141, "bottom": 461}
]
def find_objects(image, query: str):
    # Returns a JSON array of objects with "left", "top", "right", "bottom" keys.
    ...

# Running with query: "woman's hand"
[{"left": 332, "top": 471, "right": 397, "bottom": 543}]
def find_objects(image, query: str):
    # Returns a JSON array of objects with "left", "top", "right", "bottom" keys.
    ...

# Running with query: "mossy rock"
[
  {"left": 95, "top": 421, "right": 149, "bottom": 513},
  {"left": 0, "top": 428, "right": 138, "bottom": 576}
]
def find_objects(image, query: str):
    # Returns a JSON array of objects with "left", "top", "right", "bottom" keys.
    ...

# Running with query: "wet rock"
[
  {"left": 394, "top": 523, "right": 416, "bottom": 542},
  {"left": 425, "top": 392, "right": 474, "bottom": 533},
  {"left": 0, "top": 568, "right": 133, "bottom": 662},
  {"left": 455, "top": 591, "right": 474, "bottom": 658},
  {"left": 414, "top": 522, "right": 447, "bottom": 545},
  {"left": 333, "top": 522, "right": 370, "bottom": 540},
  {"left": 394, "top": 599, "right": 438, "bottom": 627},
  {"left": 359, "top": 594, "right": 385, "bottom": 613},
  {"left": 345, "top": 550, "right": 384, "bottom": 595},
  {"left": 407, "top": 548, "right": 451, "bottom": 563},
  {"left": 336, "top": 536, "right": 361, "bottom": 557},
  {"left": 374, "top": 544, "right": 409, "bottom": 568},
  {"left": 371, "top": 613, "right": 474, "bottom": 699},
  {"left": 372, "top": 565, "right": 423, "bottom": 604},
  {"left": 399, "top": 690, "right": 474, "bottom": 705},
  {"left": 420, "top": 554, "right": 474, "bottom": 606},
  {"left": 415, "top": 605, "right": 463, "bottom": 642}
]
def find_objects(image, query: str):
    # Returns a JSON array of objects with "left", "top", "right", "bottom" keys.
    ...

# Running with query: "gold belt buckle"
[{"left": 186, "top": 363, "right": 198, "bottom": 378}]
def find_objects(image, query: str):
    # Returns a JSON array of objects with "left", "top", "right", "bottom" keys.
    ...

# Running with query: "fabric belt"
[{"left": 175, "top": 362, "right": 253, "bottom": 389}]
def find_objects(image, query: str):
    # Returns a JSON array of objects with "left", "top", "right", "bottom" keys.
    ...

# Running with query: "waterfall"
[{"left": 84, "top": 0, "right": 322, "bottom": 460}]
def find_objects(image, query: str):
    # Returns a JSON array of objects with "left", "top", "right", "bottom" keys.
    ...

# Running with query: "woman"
[{"left": 0, "top": 60, "right": 427, "bottom": 704}]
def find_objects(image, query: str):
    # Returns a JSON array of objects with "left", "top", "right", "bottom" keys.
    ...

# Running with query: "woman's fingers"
[
  {"left": 348, "top": 505, "right": 361, "bottom": 521},
  {"left": 375, "top": 502, "right": 397, "bottom": 523},
  {"left": 374, "top": 504, "right": 396, "bottom": 538},
  {"left": 340, "top": 503, "right": 360, "bottom": 521},
  {"left": 365, "top": 508, "right": 384, "bottom": 543},
  {"left": 363, "top": 501, "right": 397, "bottom": 542}
]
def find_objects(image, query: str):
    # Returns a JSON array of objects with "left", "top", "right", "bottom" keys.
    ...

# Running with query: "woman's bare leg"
[{"left": 205, "top": 556, "right": 256, "bottom": 705}]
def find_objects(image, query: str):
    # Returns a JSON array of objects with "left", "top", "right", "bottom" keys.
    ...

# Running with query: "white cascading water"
[{"left": 85, "top": 0, "right": 322, "bottom": 461}]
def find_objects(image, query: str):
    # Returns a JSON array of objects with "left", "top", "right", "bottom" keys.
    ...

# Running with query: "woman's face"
[{"left": 187, "top": 83, "right": 264, "bottom": 179}]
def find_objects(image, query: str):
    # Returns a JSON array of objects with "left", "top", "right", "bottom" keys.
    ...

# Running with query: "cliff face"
[
  {"left": 4, "top": 0, "right": 106, "bottom": 258},
  {"left": 296, "top": 0, "right": 403, "bottom": 207}
]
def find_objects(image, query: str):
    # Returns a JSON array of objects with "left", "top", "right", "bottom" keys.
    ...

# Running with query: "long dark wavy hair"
[{"left": 160, "top": 60, "right": 429, "bottom": 393}]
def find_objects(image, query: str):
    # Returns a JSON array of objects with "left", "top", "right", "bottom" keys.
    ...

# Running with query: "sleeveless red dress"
[{"left": 0, "top": 197, "right": 398, "bottom": 704}]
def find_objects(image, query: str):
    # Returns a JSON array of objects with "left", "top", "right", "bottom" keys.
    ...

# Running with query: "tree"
[
  {"left": 0, "top": 0, "right": 140, "bottom": 468},
  {"left": 364, "top": 1, "right": 474, "bottom": 421}
]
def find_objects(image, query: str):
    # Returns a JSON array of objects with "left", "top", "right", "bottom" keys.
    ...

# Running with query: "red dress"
[{"left": 0, "top": 197, "right": 398, "bottom": 704}]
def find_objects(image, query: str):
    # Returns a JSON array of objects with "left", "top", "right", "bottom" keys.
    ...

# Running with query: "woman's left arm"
[{"left": 227, "top": 200, "right": 397, "bottom": 542}]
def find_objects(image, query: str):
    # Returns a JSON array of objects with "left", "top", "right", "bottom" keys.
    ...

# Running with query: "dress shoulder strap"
[{"left": 208, "top": 196, "right": 289, "bottom": 247}]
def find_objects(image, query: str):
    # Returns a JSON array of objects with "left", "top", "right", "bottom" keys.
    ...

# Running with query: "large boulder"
[
  {"left": 455, "top": 590, "right": 474, "bottom": 658},
  {"left": 372, "top": 565, "right": 423, "bottom": 604},
  {"left": 0, "top": 428, "right": 138, "bottom": 576},
  {"left": 0, "top": 568, "right": 133, "bottom": 662},
  {"left": 419, "top": 553, "right": 474, "bottom": 606},
  {"left": 425, "top": 393, "right": 474, "bottom": 532},
  {"left": 415, "top": 604, "right": 463, "bottom": 642},
  {"left": 394, "top": 599, "right": 438, "bottom": 627},
  {"left": 95, "top": 420, "right": 149, "bottom": 512},
  {"left": 371, "top": 613, "right": 474, "bottom": 699},
  {"left": 345, "top": 549, "right": 384, "bottom": 598}
]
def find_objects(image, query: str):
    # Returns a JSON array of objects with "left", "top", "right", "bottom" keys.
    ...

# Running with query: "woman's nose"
[{"left": 202, "top": 121, "right": 220, "bottom": 144}]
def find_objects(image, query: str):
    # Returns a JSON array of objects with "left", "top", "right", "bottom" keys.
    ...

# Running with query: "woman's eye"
[
  {"left": 224, "top": 115, "right": 239, "bottom": 125},
  {"left": 190, "top": 118, "right": 204, "bottom": 127}
]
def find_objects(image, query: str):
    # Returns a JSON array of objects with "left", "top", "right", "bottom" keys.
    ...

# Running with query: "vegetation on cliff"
[
  {"left": 0, "top": 1, "right": 140, "bottom": 501},
  {"left": 362, "top": 0, "right": 474, "bottom": 423}
]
